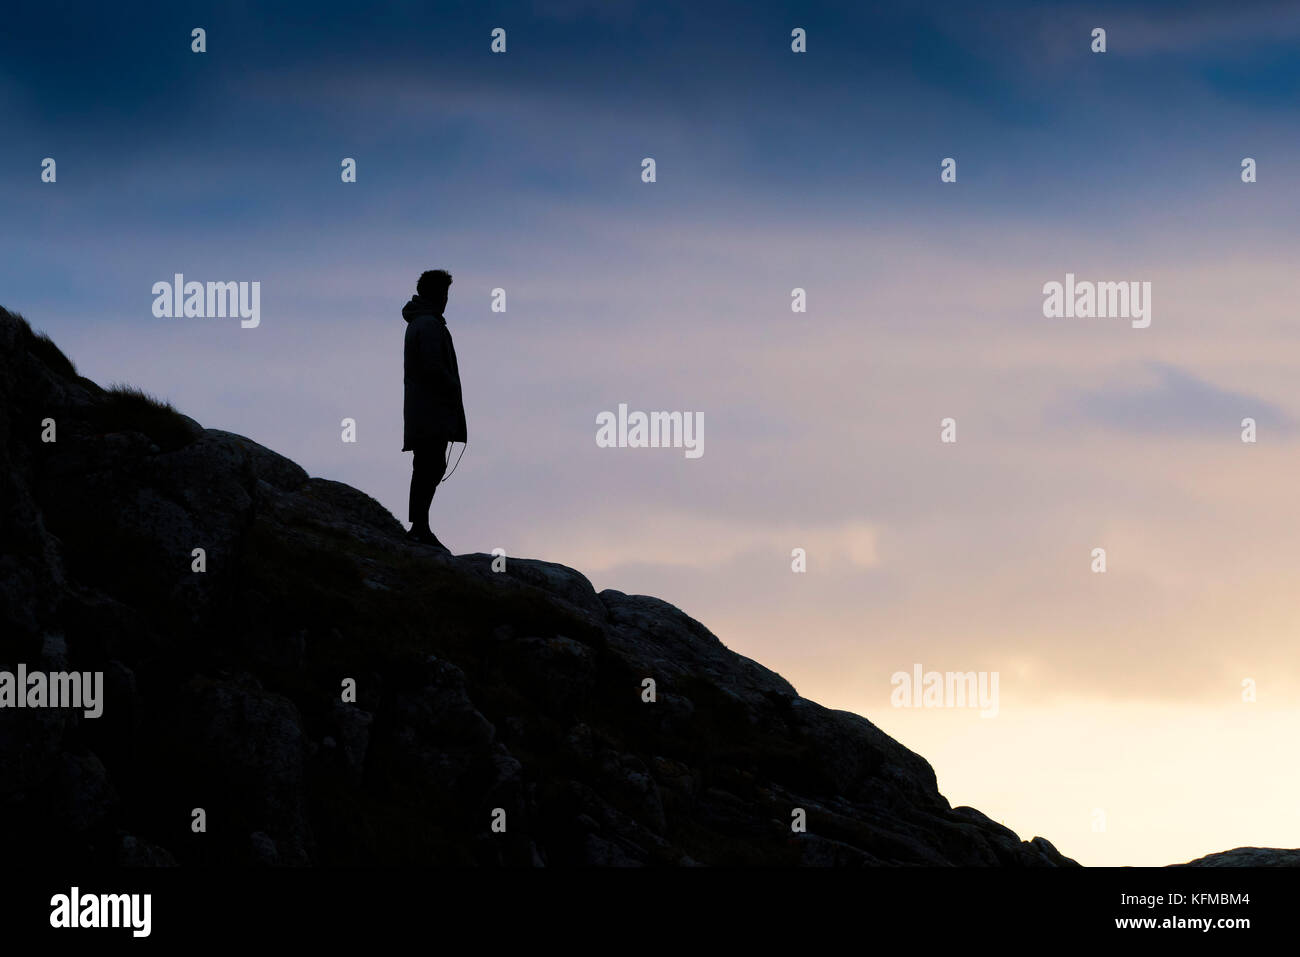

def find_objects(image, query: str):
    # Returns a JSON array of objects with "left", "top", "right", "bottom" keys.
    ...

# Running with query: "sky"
[{"left": 4, "top": 0, "right": 1300, "bottom": 866}]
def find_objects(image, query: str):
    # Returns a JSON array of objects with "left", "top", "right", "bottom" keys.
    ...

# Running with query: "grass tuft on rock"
[
  {"left": 90, "top": 383, "right": 199, "bottom": 451},
  {"left": 2, "top": 306, "right": 79, "bottom": 378}
]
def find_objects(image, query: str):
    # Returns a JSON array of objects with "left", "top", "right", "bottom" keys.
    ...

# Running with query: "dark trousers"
[{"left": 408, "top": 443, "right": 448, "bottom": 530}]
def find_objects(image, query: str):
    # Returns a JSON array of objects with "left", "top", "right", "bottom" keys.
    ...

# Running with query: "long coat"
[{"left": 402, "top": 297, "right": 468, "bottom": 449}]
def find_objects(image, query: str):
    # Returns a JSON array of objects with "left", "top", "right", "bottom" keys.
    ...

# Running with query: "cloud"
[
  {"left": 1052, "top": 362, "right": 1297, "bottom": 437},
  {"left": 1098, "top": 1, "right": 1300, "bottom": 56},
  {"left": 552, "top": 514, "right": 880, "bottom": 575}
]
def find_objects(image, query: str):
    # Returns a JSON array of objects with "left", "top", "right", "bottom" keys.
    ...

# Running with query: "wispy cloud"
[{"left": 1053, "top": 362, "right": 1297, "bottom": 437}]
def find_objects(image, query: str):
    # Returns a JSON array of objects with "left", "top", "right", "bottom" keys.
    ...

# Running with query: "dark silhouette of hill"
[{"left": 0, "top": 306, "right": 1285, "bottom": 867}]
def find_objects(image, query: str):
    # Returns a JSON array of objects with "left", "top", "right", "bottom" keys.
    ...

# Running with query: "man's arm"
[
  {"left": 404, "top": 321, "right": 421, "bottom": 381},
  {"left": 415, "top": 322, "right": 455, "bottom": 396}
]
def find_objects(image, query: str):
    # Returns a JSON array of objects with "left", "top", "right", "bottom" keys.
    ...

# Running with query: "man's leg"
[{"left": 408, "top": 443, "right": 447, "bottom": 534}]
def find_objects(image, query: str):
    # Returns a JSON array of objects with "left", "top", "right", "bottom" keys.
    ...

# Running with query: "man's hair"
[{"left": 417, "top": 269, "right": 453, "bottom": 299}]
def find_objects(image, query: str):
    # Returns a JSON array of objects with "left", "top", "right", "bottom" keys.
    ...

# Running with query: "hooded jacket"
[{"left": 402, "top": 295, "right": 468, "bottom": 449}]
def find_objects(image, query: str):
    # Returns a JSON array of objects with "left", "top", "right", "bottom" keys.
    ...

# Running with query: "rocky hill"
[{"left": 0, "top": 305, "right": 1276, "bottom": 867}]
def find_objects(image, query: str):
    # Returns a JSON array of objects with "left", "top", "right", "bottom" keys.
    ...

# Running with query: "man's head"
[{"left": 416, "top": 269, "right": 453, "bottom": 312}]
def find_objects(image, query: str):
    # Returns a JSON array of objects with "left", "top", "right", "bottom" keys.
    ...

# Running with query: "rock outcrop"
[
  {"left": 1173, "top": 848, "right": 1300, "bottom": 867},
  {"left": 0, "top": 306, "right": 1277, "bottom": 867}
]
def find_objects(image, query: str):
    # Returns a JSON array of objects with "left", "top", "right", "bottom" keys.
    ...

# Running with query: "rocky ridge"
[{"left": 0, "top": 306, "right": 1284, "bottom": 867}]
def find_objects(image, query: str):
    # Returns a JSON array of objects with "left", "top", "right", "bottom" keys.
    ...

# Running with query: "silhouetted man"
[{"left": 401, "top": 269, "right": 467, "bottom": 554}]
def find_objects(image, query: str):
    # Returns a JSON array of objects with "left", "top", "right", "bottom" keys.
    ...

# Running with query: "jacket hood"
[{"left": 402, "top": 295, "right": 445, "bottom": 324}]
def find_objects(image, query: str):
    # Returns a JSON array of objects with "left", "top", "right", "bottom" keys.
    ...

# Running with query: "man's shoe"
[{"left": 406, "top": 527, "right": 452, "bottom": 556}]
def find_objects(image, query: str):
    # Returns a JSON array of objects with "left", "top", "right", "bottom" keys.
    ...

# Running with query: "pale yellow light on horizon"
[{"left": 866, "top": 699, "right": 1300, "bottom": 867}]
